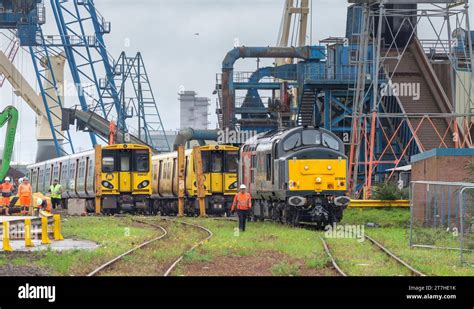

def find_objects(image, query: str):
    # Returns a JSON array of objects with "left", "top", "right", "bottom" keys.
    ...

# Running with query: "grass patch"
[
  {"left": 183, "top": 250, "right": 213, "bottom": 263},
  {"left": 368, "top": 228, "right": 474, "bottom": 276},
  {"left": 179, "top": 218, "right": 327, "bottom": 275},
  {"left": 342, "top": 208, "right": 410, "bottom": 228},
  {"left": 271, "top": 261, "right": 300, "bottom": 276},
  {"left": 32, "top": 216, "right": 157, "bottom": 275}
]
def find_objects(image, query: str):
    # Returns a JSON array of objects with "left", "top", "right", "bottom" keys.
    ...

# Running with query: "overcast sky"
[{"left": 0, "top": 0, "right": 472, "bottom": 163}]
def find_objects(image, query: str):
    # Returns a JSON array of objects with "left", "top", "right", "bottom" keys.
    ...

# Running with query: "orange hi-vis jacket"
[
  {"left": 232, "top": 192, "right": 252, "bottom": 211},
  {"left": 1, "top": 182, "right": 13, "bottom": 196},
  {"left": 19, "top": 183, "right": 32, "bottom": 197}
]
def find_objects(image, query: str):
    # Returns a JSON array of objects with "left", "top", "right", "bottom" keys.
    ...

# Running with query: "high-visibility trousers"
[
  {"left": 1, "top": 197, "right": 9, "bottom": 207},
  {"left": 20, "top": 196, "right": 31, "bottom": 207}
]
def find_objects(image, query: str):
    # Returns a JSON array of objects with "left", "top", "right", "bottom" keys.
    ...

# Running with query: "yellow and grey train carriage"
[
  {"left": 239, "top": 126, "right": 350, "bottom": 227},
  {"left": 26, "top": 144, "right": 152, "bottom": 213},
  {"left": 151, "top": 145, "right": 239, "bottom": 215}
]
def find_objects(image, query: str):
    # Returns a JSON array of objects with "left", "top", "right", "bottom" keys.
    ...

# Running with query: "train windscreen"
[
  {"left": 102, "top": 149, "right": 150, "bottom": 172},
  {"left": 225, "top": 150, "right": 239, "bottom": 173}
]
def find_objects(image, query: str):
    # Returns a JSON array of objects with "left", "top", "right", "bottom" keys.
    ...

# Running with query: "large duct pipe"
[
  {"left": 221, "top": 46, "right": 315, "bottom": 128},
  {"left": 173, "top": 128, "right": 219, "bottom": 150},
  {"left": 243, "top": 64, "right": 297, "bottom": 109}
]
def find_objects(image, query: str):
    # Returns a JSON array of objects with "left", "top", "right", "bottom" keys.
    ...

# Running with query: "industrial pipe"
[
  {"left": 173, "top": 128, "right": 219, "bottom": 150},
  {"left": 221, "top": 46, "right": 316, "bottom": 128}
]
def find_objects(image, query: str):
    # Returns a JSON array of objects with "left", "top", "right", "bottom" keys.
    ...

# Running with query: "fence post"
[
  {"left": 53, "top": 215, "right": 64, "bottom": 241},
  {"left": 24, "top": 219, "right": 34, "bottom": 248},
  {"left": 41, "top": 217, "right": 51, "bottom": 245},
  {"left": 2, "top": 221, "right": 13, "bottom": 252}
]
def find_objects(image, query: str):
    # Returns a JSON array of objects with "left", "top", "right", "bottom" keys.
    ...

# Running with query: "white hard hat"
[
  {"left": 239, "top": 184, "right": 247, "bottom": 190},
  {"left": 37, "top": 198, "right": 44, "bottom": 206},
  {"left": 4, "top": 177, "right": 11, "bottom": 182},
  {"left": 18, "top": 178, "right": 23, "bottom": 184}
]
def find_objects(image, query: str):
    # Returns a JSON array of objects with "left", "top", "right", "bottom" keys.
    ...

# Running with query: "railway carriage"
[
  {"left": 26, "top": 144, "right": 152, "bottom": 213},
  {"left": 151, "top": 145, "right": 239, "bottom": 215}
]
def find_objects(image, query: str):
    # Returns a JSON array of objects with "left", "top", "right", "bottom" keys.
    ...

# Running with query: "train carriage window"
[
  {"left": 61, "top": 163, "right": 68, "bottom": 182},
  {"left": 250, "top": 155, "right": 256, "bottom": 184},
  {"left": 211, "top": 152, "right": 223, "bottom": 173},
  {"left": 53, "top": 166, "right": 59, "bottom": 180},
  {"left": 32, "top": 170, "right": 38, "bottom": 192},
  {"left": 88, "top": 160, "right": 94, "bottom": 178},
  {"left": 45, "top": 167, "right": 51, "bottom": 186},
  {"left": 266, "top": 154, "right": 272, "bottom": 181},
  {"left": 283, "top": 133, "right": 301, "bottom": 151},
  {"left": 302, "top": 130, "right": 321, "bottom": 146},
  {"left": 69, "top": 163, "right": 76, "bottom": 178},
  {"left": 322, "top": 133, "right": 340, "bottom": 151},
  {"left": 224, "top": 151, "right": 239, "bottom": 173},
  {"left": 79, "top": 161, "right": 85, "bottom": 178},
  {"left": 133, "top": 150, "right": 150, "bottom": 172}
]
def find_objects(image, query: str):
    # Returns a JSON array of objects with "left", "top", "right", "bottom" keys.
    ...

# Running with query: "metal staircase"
[{"left": 298, "top": 88, "right": 318, "bottom": 126}]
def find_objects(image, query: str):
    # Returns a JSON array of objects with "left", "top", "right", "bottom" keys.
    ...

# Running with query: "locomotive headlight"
[
  {"left": 327, "top": 165, "right": 332, "bottom": 170},
  {"left": 304, "top": 165, "right": 309, "bottom": 171},
  {"left": 138, "top": 180, "right": 150, "bottom": 189},
  {"left": 229, "top": 181, "right": 238, "bottom": 190},
  {"left": 316, "top": 177, "right": 322, "bottom": 184},
  {"left": 102, "top": 181, "right": 114, "bottom": 189}
]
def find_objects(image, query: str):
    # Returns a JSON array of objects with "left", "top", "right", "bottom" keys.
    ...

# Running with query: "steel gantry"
[{"left": 0, "top": 0, "right": 169, "bottom": 158}]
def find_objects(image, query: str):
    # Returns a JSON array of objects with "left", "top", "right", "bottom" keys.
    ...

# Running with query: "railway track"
[
  {"left": 161, "top": 217, "right": 214, "bottom": 277},
  {"left": 87, "top": 218, "right": 168, "bottom": 277},
  {"left": 87, "top": 216, "right": 214, "bottom": 277},
  {"left": 320, "top": 234, "right": 426, "bottom": 277}
]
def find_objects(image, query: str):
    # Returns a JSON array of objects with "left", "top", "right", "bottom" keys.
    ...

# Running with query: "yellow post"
[
  {"left": 193, "top": 146, "right": 206, "bottom": 217},
  {"left": 41, "top": 217, "right": 51, "bottom": 245},
  {"left": 24, "top": 219, "right": 34, "bottom": 247},
  {"left": 2, "top": 221, "right": 13, "bottom": 252},
  {"left": 53, "top": 215, "right": 64, "bottom": 241},
  {"left": 94, "top": 144, "right": 103, "bottom": 215},
  {"left": 177, "top": 145, "right": 185, "bottom": 217}
]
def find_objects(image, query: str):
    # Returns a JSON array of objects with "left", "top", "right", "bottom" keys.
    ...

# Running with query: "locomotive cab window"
[
  {"left": 134, "top": 150, "right": 150, "bottom": 172},
  {"left": 102, "top": 154, "right": 115, "bottom": 173},
  {"left": 224, "top": 151, "right": 239, "bottom": 173},
  {"left": 302, "top": 130, "right": 321, "bottom": 146},
  {"left": 283, "top": 133, "right": 301, "bottom": 151},
  {"left": 200, "top": 151, "right": 210, "bottom": 173},
  {"left": 322, "top": 133, "right": 340, "bottom": 151}
]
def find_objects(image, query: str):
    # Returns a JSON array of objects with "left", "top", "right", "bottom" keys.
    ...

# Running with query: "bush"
[{"left": 372, "top": 183, "right": 408, "bottom": 200}]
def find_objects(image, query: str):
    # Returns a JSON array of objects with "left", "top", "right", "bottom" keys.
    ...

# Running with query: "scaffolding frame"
[{"left": 349, "top": 0, "right": 474, "bottom": 198}]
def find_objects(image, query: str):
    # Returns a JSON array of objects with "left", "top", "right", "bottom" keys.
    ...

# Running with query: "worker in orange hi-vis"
[
  {"left": 18, "top": 177, "right": 33, "bottom": 215},
  {"left": 231, "top": 184, "right": 252, "bottom": 232},
  {"left": 0, "top": 177, "right": 13, "bottom": 216}
]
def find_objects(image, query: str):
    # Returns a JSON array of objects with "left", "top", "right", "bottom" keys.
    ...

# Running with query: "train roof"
[
  {"left": 152, "top": 144, "right": 239, "bottom": 160},
  {"left": 243, "top": 126, "right": 338, "bottom": 146}
]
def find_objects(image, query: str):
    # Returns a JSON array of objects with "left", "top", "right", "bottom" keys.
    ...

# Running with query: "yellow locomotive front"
[
  {"left": 240, "top": 127, "right": 350, "bottom": 227},
  {"left": 99, "top": 144, "right": 152, "bottom": 213}
]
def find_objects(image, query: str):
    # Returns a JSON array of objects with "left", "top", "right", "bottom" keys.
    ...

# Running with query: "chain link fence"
[{"left": 410, "top": 181, "right": 474, "bottom": 265}]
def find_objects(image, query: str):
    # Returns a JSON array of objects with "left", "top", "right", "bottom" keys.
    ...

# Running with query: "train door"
[
  {"left": 118, "top": 149, "right": 132, "bottom": 192},
  {"left": 224, "top": 150, "right": 239, "bottom": 193},
  {"left": 210, "top": 151, "right": 223, "bottom": 193},
  {"left": 172, "top": 158, "right": 177, "bottom": 196}
]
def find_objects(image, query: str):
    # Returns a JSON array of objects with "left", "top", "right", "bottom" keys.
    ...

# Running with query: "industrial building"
[{"left": 179, "top": 90, "right": 210, "bottom": 130}]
